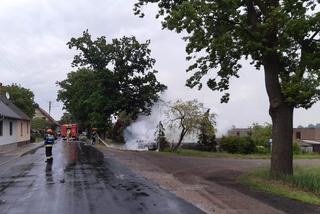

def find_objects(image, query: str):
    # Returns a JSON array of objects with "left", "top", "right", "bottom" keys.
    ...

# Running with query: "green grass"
[
  {"left": 239, "top": 167, "right": 320, "bottom": 205},
  {"left": 159, "top": 149, "right": 320, "bottom": 159},
  {"left": 161, "top": 149, "right": 270, "bottom": 159},
  {"left": 35, "top": 137, "right": 44, "bottom": 143}
]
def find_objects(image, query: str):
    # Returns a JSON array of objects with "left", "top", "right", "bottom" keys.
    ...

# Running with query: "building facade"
[
  {"left": 293, "top": 127, "right": 320, "bottom": 152},
  {"left": 227, "top": 128, "right": 252, "bottom": 137},
  {"left": 34, "top": 106, "right": 59, "bottom": 127},
  {"left": 0, "top": 95, "right": 31, "bottom": 148}
]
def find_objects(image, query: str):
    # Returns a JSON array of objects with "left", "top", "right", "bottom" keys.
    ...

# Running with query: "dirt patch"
[{"left": 98, "top": 147, "right": 320, "bottom": 214}]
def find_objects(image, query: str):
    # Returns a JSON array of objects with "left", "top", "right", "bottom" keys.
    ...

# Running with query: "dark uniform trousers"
[{"left": 45, "top": 135, "right": 54, "bottom": 162}]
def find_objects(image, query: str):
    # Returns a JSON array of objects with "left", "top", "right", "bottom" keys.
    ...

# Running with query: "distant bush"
[
  {"left": 181, "top": 143, "right": 216, "bottom": 152},
  {"left": 293, "top": 142, "right": 301, "bottom": 154},
  {"left": 256, "top": 145, "right": 268, "bottom": 154},
  {"left": 220, "top": 136, "right": 256, "bottom": 154}
]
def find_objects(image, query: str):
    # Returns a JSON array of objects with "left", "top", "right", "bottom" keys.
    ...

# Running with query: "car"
[{"left": 147, "top": 142, "right": 158, "bottom": 151}]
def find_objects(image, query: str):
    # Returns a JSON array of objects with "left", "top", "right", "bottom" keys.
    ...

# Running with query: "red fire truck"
[{"left": 61, "top": 124, "right": 78, "bottom": 140}]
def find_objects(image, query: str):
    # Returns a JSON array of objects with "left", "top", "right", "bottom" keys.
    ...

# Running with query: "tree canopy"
[
  {"left": 59, "top": 112, "right": 75, "bottom": 125},
  {"left": 250, "top": 123, "right": 272, "bottom": 147},
  {"left": 166, "top": 100, "right": 216, "bottom": 151},
  {"left": 134, "top": 0, "right": 320, "bottom": 175},
  {"left": 134, "top": 1, "right": 320, "bottom": 106},
  {"left": 57, "top": 31, "right": 167, "bottom": 130},
  {"left": 3, "top": 83, "right": 37, "bottom": 118},
  {"left": 154, "top": 121, "right": 168, "bottom": 151},
  {"left": 31, "top": 118, "right": 52, "bottom": 131},
  {"left": 198, "top": 109, "right": 217, "bottom": 150}
]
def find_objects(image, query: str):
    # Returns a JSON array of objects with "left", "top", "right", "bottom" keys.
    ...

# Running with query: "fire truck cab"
[{"left": 61, "top": 124, "right": 78, "bottom": 140}]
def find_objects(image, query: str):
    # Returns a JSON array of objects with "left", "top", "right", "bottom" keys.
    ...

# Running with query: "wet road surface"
[{"left": 0, "top": 140, "right": 204, "bottom": 214}]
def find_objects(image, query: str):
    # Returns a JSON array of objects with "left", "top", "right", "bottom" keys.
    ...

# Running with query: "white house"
[{"left": 0, "top": 95, "right": 31, "bottom": 149}]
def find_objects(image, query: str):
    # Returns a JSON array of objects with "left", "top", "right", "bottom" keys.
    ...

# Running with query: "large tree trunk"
[
  {"left": 173, "top": 128, "right": 187, "bottom": 151},
  {"left": 270, "top": 103, "right": 293, "bottom": 176},
  {"left": 264, "top": 54, "right": 294, "bottom": 176}
]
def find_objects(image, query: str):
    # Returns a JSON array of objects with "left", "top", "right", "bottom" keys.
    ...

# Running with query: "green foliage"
[
  {"left": 256, "top": 145, "right": 268, "bottom": 154},
  {"left": 167, "top": 100, "right": 216, "bottom": 150},
  {"left": 220, "top": 136, "right": 256, "bottom": 154},
  {"left": 31, "top": 118, "right": 52, "bottom": 130},
  {"left": 134, "top": 1, "right": 320, "bottom": 108},
  {"left": 241, "top": 166, "right": 320, "bottom": 205},
  {"left": 197, "top": 109, "right": 217, "bottom": 151},
  {"left": 112, "top": 112, "right": 133, "bottom": 143},
  {"left": 59, "top": 112, "right": 75, "bottom": 124},
  {"left": 293, "top": 142, "right": 302, "bottom": 155},
  {"left": 57, "top": 68, "right": 102, "bottom": 129},
  {"left": 135, "top": 0, "right": 320, "bottom": 175},
  {"left": 250, "top": 123, "right": 272, "bottom": 147},
  {"left": 308, "top": 124, "right": 315, "bottom": 128},
  {"left": 3, "top": 83, "right": 37, "bottom": 118},
  {"left": 57, "top": 31, "right": 167, "bottom": 130}
]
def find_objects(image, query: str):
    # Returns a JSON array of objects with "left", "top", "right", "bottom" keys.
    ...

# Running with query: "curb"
[
  {"left": 19, "top": 143, "right": 44, "bottom": 157},
  {"left": 0, "top": 143, "right": 44, "bottom": 167}
]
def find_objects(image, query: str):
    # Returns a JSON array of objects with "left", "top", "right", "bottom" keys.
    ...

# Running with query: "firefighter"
[{"left": 45, "top": 129, "right": 55, "bottom": 163}]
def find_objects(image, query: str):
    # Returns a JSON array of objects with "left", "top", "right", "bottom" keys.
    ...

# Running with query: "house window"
[
  {"left": 0, "top": 120, "right": 3, "bottom": 136},
  {"left": 296, "top": 132, "right": 301, "bottom": 139},
  {"left": 10, "top": 122, "right": 13, "bottom": 136},
  {"left": 21, "top": 122, "right": 23, "bottom": 136},
  {"left": 237, "top": 132, "right": 240, "bottom": 136},
  {"left": 26, "top": 123, "right": 29, "bottom": 134}
]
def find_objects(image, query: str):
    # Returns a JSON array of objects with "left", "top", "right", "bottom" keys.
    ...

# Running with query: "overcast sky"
[{"left": 1, "top": 0, "right": 319, "bottom": 135}]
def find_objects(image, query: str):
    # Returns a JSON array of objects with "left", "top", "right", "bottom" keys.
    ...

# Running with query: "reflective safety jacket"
[{"left": 45, "top": 134, "right": 55, "bottom": 147}]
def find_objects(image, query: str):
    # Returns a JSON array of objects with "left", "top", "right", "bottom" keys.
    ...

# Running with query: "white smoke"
[
  {"left": 124, "top": 98, "right": 168, "bottom": 150},
  {"left": 123, "top": 98, "right": 199, "bottom": 151}
]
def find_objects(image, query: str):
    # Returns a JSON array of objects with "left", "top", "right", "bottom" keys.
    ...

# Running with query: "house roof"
[
  {"left": 35, "top": 106, "right": 59, "bottom": 126},
  {"left": 297, "top": 140, "right": 320, "bottom": 145},
  {"left": 0, "top": 95, "right": 31, "bottom": 121}
]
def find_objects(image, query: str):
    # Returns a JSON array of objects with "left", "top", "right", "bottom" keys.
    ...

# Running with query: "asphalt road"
[{"left": 0, "top": 140, "right": 204, "bottom": 214}]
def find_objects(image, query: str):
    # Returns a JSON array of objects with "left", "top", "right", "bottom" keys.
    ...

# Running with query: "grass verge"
[
  {"left": 160, "top": 149, "right": 320, "bottom": 159},
  {"left": 239, "top": 167, "right": 320, "bottom": 205}
]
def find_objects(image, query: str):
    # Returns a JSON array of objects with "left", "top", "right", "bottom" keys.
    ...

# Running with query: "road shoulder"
[{"left": 97, "top": 147, "right": 282, "bottom": 214}]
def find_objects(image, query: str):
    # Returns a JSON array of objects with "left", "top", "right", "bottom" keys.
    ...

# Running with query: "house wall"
[
  {"left": 0, "top": 119, "right": 18, "bottom": 146},
  {"left": 227, "top": 129, "right": 251, "bottom": 137},
  {"left": 34, "top": 108, "right": 46, "bottom": 120},
  {"left": 314, "top": 129, "right": 320, "bottom": 140},
  {"left": 293, "top": 128, "right": 320, "bottom": 140},
  {"left": 16, "top": 120, "right": 30, "bottom": 146}
]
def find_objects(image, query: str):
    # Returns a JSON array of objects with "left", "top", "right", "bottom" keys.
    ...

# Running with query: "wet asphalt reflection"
[{"left": 0, "top": 141, "right": 204, "bottom": 214}]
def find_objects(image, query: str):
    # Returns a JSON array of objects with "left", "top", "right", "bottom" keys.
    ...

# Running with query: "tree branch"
[{"left": 309, "top": 30, "right": 320, "bottom": 41}]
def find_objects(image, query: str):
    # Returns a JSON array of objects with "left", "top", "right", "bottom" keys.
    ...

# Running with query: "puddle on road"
[
  {"left": 0, "top": 199, "right": 5, "bottom": 204},
  {"left": 62, "top": 142, "right": 104, "bottom": 166}
]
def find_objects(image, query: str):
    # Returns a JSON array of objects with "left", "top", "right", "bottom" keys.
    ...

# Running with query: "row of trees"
[{"left": 297, "top": 124, "right": 320, "bottom": 128}]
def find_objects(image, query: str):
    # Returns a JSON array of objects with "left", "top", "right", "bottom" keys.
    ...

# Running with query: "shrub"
[
  {"left": 293, "top": 142, "right": 301, "bottom": 154},
  {"left": 220, "top": 136, "right": 256, "bottom": 154},
  {"left": 256, "top": 145, "right": 268, "bottom": 154}
]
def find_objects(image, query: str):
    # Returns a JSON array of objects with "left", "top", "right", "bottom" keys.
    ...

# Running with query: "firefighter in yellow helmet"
[{"left": 45, "top": 129, "right": 55, "bottom": 163}]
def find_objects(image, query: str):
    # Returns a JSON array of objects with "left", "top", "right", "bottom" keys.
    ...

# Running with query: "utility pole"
[{"left": 49, "top": 101, "right": 52, "bottom": 116}]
